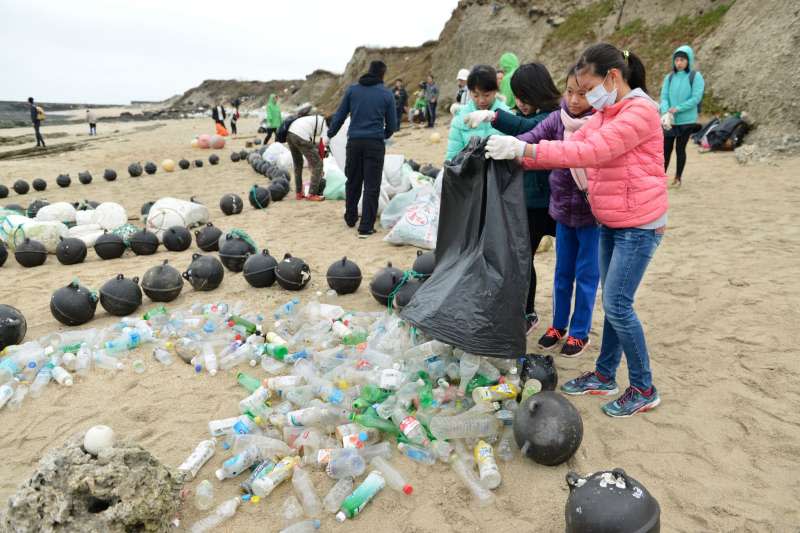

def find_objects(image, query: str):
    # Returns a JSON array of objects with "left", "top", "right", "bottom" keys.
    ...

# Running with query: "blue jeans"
[
  {"left": 595, "top": 226, "right": 663, "bottom": 390},
  {"left": 553, "top": 222, "right": 600, "bottom": 339}
]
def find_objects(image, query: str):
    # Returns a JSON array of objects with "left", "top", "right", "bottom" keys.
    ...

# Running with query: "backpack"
[
  {"left": 36, "top": 106, "right": 46, "bottom": 121},
  {"left": 668, "top": 70, "right": 703, "bottom": 113},
  {"left": 275, "top": 116, "right": 297, "bottom": 143},
  {"left": 705, "top": 116, "right": 749, "bottom": 151}
]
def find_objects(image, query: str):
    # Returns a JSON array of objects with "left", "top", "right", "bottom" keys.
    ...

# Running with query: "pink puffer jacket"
[{"left": 521, "top": 96, "right": 668, "bottom": 228}]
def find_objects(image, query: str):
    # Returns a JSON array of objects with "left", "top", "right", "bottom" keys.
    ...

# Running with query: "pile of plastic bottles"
[{"left": 1, "top": 295, "right": 529, "bottom": 531}]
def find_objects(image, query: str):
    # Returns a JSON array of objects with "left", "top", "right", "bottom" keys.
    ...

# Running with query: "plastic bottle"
[
  {"left": 371, "top": 456, "right": 413, "bottom": 495},
  {"left": 280, "top": 520, "right": 321, "bottom": 533},
  {"left": 397, "top": 442, "right": 436, "bottom": 465},
  {"left": 282, "top": 494, "right": 304, "bottom": 524},
  {"left": 266, "top": 332, "right": 289, "bottom": 346},
  {"left": 471, "top": 382, "right": 520, "bottom": 403},
  {"left": 358, "top": 441, "right": 392, "bottom": 461},
  {"left": 401, "top": 340, "right": 452, "bottom": 360},
  {"left": 251, "top": 456, "right": 300, "bottom": 497},
  {"left": 29, "top": 363, "right": 54, "bottom": 398},
  {"left": 199, "top": 343, "right": 218, "bottom": 376},
  {"left": 236, "top": 371, "right": 261, "bottom": 393},
  {"left": 474, "top": 440, "right": 501, "bottom": 489},
  {"left": 391, "top": 407, "right": 429, "bottom": 447},
  {"left": 430, "top": 439, "right": 454, "bottom": 462},
  {"left": 49, "top": 365, "right": 73, "bottom": 386},
  {"left": 152, "top": 347, "right": 174, "bottom": 366},
  {"left": 326, "top": 448, "right": 366, "bottom": 479},
  {"left": 429, "top": 413, "right": 499, "bottom": 440},
  {"left": 194, "top": 479, "right": 214, "bottom": 511},
  {"left": 450, "top": 455, "right": 495, "bottom": 507},
  {"left": 241, "top": 458, "right": 276, "bottom": 494},
  {"left": 292, "top": 465, "right": 322, "bottom": 517},
  {"left": 335, "top": 470, "right": 385, "bottom": 522},
  {"left": 189, "top": 496, "right": 239, "bottom": 533},
  {"left": 75, "top": 344, "right": 92, "bottom": 375},
  {"left": 264, "top": 343, "right": 289, "bottom": 360},
  {"left": 264, "top": 375, "right": 305, "bottom": 391},
  {"left": 93, "top": 349, "right": 124, "bottom": 371},
  {"left": 0, "top": 383, "right": 14, "bottom": 409},
  {"left": 458, "top": 353, "right": 481, "bottom": 393},
  {"left": 208, "top": 417, "right": 239, "bottom": 437},
  {"left": 215, "top": 444, "right": 261, "bottom": 480},
  {"left": 105, "top": 328, "right": 152, "bottom": 354},
  {"left": 178, "top": 439, "right": 216, "bottom": 480},
  {"left": 274, "top": 298, "right": 301, "bottom": 320},
  {"left": 323, "top": 477, "right": 354, "bottom": 513},
  {"left": 8, "top": 384, "right": 28, "bottom": 409},
  {"left": 350, "top": 411, "right": 400, "bottom": 436},
  {"left": 496, "top": 417, "right": 515, "bottom": 463}
]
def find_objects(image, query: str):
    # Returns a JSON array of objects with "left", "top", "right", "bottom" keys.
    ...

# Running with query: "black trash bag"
[{"left": 400, "top": 137, "right": 530, "bottom": 358}]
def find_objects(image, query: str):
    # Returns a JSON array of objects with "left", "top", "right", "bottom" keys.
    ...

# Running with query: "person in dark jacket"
[
  {"left": 28, "top": 97, "right": 45, "bottom": 147},
  {"left": 464, "top": 63, "right": 561, "bottom": 336},
  {"left": 328, "top": 60, "right": 398, "bottom": 238},
  {"left": 424, "top": 74, "right": 439, "bottom": 128},
  {"left": 211, "top": 103, "right": 226, "bottom": 126},
  {"left": 392, "top": 79, "right": 408, "bottom": 132}
]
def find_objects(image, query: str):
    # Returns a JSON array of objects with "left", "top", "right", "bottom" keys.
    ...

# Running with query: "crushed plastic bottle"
[
  {"left": 189, "top": 496, "right": 239, "bottom": 533},
  {"left": 371, "top": 456, "right": 413, "bottom": 495},
  {"left": 194, "top": 479, "right": 214, "bottom": 511},
  {"left": 323, "top": 477, "right": 354, "bottom": 513},
  {"left": 450, "top": 455, "right": 495, "bottom": 507},
  {"left": 291, "top": 465, "right": 322, "bottom": 517}
]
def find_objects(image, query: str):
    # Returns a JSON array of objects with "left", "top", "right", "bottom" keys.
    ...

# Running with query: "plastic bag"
[
  {"left": 401, "top": 137, "right": 531, "bottom": 358},
  {"left": 92, "top": 202, "right": 128, "bottom": 231},
  {"left": 380, "top": 186, "right": 433, "bottom": 230},
  {"left": 66, "top": 223, "right": 104, "bottom": 247},
  {"left": 383, "top": 190, "right": 439, "bottom": 249},
  {"left": 264, "top": 143, "right": 293, "bottom": 173},
  {"left": 357, "top": 186, "right": 389, "bottom": 218},
  {"left": 75, "top": 210, "right": 95, "bottom": 226},
  {"left": 1, "top": 219, "right": 68, "bottom": 253},
  {"left": 383, "top": 155, "right": 405, "bottom": 187},
  {"left": 35, "top": 202, "right": 77, "bottom": 224},
  {"left": 434, "top": 168, "right": 444, "bottom": 196},
  {"left": 323, "top": 158, "right": 347, "bottom": 200},
  {"left": 145, "top": 197, "right": 210, "bottom": 238},
  {"left": 112, "top": 224, "right": 139, "bottom": 247},
  {"left": 329, "top": 117, "right": 350, "bottom": 171}
]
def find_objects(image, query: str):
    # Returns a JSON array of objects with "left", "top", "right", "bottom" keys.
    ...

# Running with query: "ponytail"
[{"left": 576, "top": 43, "right": 648, "bottom": 94}]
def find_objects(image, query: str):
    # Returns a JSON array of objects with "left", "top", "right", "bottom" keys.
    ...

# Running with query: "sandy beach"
[{"left": 0, "top": 115, "right": 798, "bottom": 532}]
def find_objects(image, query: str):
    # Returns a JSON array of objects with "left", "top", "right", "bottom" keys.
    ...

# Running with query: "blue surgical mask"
[{"left": 586, "top": 74, "right": 617, "bottom": 111}]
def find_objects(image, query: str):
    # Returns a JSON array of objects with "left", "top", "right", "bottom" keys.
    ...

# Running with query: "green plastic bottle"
[
  {"left": 143, "top": 306, "right": 168, "bottom": 321},
  {"left": 350, "top": 409, "right": 400, "bottom": 436},
  {"left": 465, "top": 374, "right": 495, "bottom": 395},
  {"left": 336, "top": 470, "right": 385, "bottom": 522},
  {"left": 236, "top": 372, "right": 261, "bottom": 393},
  {"left": 264, "top": 343, "right": 288, "bottom": 360},
  {"left": 229, "top": 315, "right": 258, "bottom": 335},
  {"left": 342, "top": 330, "right": 368, "bottom": 346},
  {"left": 360, "top": 384, "right": 390, "bottom": 404},
  {"left": 417, "top": 372, "right": 434, "bottom": 409}
]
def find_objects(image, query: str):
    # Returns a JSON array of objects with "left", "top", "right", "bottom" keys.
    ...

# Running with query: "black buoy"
[
  {"left": 128, "top": 163, "right": 143, "bottom": 177},
  {"left": 13, "top": 180, "right": 30, "bottom": 195},
  {"left": 195, "top": 222, "right": 222, "bottom": 252},
  {"left": 519, "top": 354, "right": 558, "bottom": 392},
  {"left": 129, "top": 228, "right": 160, "bottom": 255},
  {"left": 179, "top": 159, "right": 191, "bottom": 170},
  {"left": 141, "top": 260, "right": 183, "bottom": 302},
  {"left": 0, "top": 304, "right": 26, "bottom": 350},
  {"left": 99, "top": 274, "right": 143, "bottom": 316},
  {"left": 144, "top": 162, "right": 157, "bottom": 175},
  {"left": 56, "top": 237, "right": 88, "bottom": 265},
  {"left": 393, "top": 278, "right": 422, "bottom": 309},
  {"left": 230, "top": 151, "right": 241, "bottom": 162},
  {"left": 218, "top": 233, "right": 256, "bottom": 272},
  {"left": 0, "top": 185, "right": 8, "bottom": 199},
  {"left": 276, "top": 253, "right": 311, "bottom": 291},
  {"left": 219, "top": 194, "right": 243, "bottom": 216},
  {"left": 50, "top": 280, "right": 98, "bottom": 326},
  {"left": 326, "top": 257, "right": 362, "bottom": 295},
  {"left": 94, "top": 231, "right": 126, "bottom": 260},
  {"left": 268, "top": 180, "right": 289, "bottom": 202},
  {"left": 565, "top": 469, "right": 661, "bottom": 533},
  {"left": 412, "top": 250, "right": 435, "bottom": 282},
  {"left": 32, "top": 178, "right": 47, "bottom": 191},
  {"left": 0, "top": 241, "right": 7, "bottom": 267},
  {"left": 56, "top": 174, "right": 71, "bottom": 188},
  {"left": 78, "top": 171, "right": 92, "bottom": 185},
  {"left": 182, "top": 254, "right": 225, "bottom": 291},
  {"left": 140, "top": 201, "right": 154, "bottom": 217},
  {"left": 209, "top": 154, "right": 220, "bottom": 165},
  {"left": 243, "top": 249, "right": 278, "bottom": 288},
  {"left": 26, "top": 199, "right": 49, "bottom": 218},
  {"left": 162, "top": 226, "right": 192, "bottom": 252},
  {"left": 513, "top": 391, "right": 583, "bottom": 466},
  {"left": 369, "top": 262, "right": 404, "bottom": 306},
  {"left": 194, "top": 159, "right": 204, "bottom": 168},
  {"left": 238, "top": 149, "right": 248, "bottom": 160},
  {"left": 14, "top": 238, "right": 47, "bottom": 268},
  {"left": 103, "top": 168, "right": 117, "bottom": 181},
  {"left": 248, "top": 185, "right": 270, "bottom": 209}
]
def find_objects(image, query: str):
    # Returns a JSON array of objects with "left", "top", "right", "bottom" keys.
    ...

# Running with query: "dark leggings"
[
  {"left": 526, "top": 208, "right": 556, "bottom": 315},
  {"left": 664, "top": 130, "right": 691, "bottom": 179},
  {"left": 264, "top": 128, "right": 276, "bottom": 144}
]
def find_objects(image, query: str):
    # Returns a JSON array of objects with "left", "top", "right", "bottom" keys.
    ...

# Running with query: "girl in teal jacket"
[
  {"left": 659, "top": 45, "right": 705, "bottom": 186},
  {"left": 446, "top": 65, "right": 510, "bottom": 161}
]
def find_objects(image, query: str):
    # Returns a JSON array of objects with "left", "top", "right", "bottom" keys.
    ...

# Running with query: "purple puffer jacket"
[{"left": 517, "top": 101, "right": 596, "bottom": 228}]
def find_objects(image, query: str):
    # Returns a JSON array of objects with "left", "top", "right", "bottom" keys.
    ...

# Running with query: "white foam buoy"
[{"left": 84, "top": 425, "right": 115, "bottom": 455}]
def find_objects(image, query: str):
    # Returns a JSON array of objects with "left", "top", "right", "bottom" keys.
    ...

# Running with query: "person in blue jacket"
[
  {"left": 659, "top": 45, "right": 704, "bottom": 187},
  {"left": 328, "top": 60, "right": 398, "bottom": 238}
]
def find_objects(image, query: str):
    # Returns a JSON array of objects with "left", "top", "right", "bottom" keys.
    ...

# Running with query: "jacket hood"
[
  {"left": 672, "top": 45, "right": 695, "bottom": 72},
  {"left": 560, "top": 98, "right": 594, "bottom": 119},
  {"left": 498, "top": 52, "right": 520, "bottom": 74},
  {"left": 358, "top": 74, "right": 384, "bottom": 86},
  {"left": 267, "top": 94, "right": 276, "bottom": 106}
]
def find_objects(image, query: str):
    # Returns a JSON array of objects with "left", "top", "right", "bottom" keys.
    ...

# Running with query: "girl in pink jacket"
[{"left": 486, "top": 43, "right": 668, "bottom": 418}]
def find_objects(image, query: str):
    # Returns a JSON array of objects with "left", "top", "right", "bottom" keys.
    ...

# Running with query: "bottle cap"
[
  {"left": 215, "top": 469, "right": 225, "bottom": 481},
  {"left": 241, "top": 493, "right": 251, "bottom": 502},
  {"left": 335, "top": 511, "right": 347, "bottom": 523},
  {"left": 402, "top": 484, "right": 413, "bottom": 495},
  {"left": 358, "top": 431, "right": 368, "bottom": 442},
  {"left": 312, "top": 519, "right": 321, "bottom": 529},
  {"left": 251, "top": 495, "right": 260, "bottom": 503}
]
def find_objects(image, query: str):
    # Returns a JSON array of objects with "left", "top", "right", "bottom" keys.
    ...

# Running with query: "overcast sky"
[{"left": 0, "top": 0, "right": 460, "bottom": 104}]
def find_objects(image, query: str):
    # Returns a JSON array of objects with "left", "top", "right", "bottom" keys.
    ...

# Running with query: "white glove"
[
  {"left": 449, "top": 103, "right": 462, "bottom": 116},
  {"left": 485, "top": 135, "right": 527, "bottom": 160},
  {"left": 463, "top": 110, "right": 495, "bottom": 128},
  {"left": 660, "top": 112, "right": 674, "bottom": 131}
]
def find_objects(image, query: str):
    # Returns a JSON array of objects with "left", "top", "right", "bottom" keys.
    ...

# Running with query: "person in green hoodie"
[
  {"left": 659, "top": 45, "right": 705, "bottom": 187},
  {"left": 446, "top": 65, "right": 510, "bottom": 161},
  {"left": 263, "top": 94, "right": 282, "bottom": 144},
  {"left": 464, "top": 63, "right": 561, "bottom": 333},
  {"left": 498, "top": 52, "right": 520, "bottom": 109}
]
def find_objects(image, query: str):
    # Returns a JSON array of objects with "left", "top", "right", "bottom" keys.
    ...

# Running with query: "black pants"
[
  {"left": 230, "top": 121, "right": 237, "bottom": 135},
  {"left": 33, "top": 122, "right": 45, "bottom": 147},
  {"left": 264, "top": 128, "right": 276, "bottom": 144},
  {"left": 395, "top": 108, "right": 404, "bottom": 131},
  {"left": 345, "top": 139, "right": 385, "bottom": 233},
  {"left": 426, "top": 102, "right": 437, "bottom": 127},
  {"left": 526, "top": 208, "right": 556, "bottom": 315},
  {"left": 664, "top": 127, "right": 692, "bottom": 179}
]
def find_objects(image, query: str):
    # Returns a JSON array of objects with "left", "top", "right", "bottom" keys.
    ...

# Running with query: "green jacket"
[
  {"left": 446, "top": 98, "right": 510, "bottom": 161},
  {"left": 492, "top": 108, "right": 552, "bottom": 209},
  {"left": 266, "top": 94, "right": 282, "bottom": 129},
  {"left": 659, "top": 45, "right": 705, "bottom": 126},
  {"left": 498, "top": 52, "right": 520, "bottom": 109}
]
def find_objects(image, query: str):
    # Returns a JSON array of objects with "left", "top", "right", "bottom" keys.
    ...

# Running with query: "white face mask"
[{"left": 586, "top": 73, "right": 617, "bottom": 111}]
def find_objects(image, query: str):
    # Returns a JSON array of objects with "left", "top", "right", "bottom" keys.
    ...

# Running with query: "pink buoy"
[
  {"left": 197, "top": 134, "right": 211, "bottom": 149},
  {"left": 210, "top": 135, "right": 225, "bottom": 149}
]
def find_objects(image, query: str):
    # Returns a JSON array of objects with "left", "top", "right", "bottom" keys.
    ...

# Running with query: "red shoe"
[
  {"left": 306, "top": 194, "right": 325, "bottom": 202},
  {"left": 295, "top": 193, "right": 306, "bottom": 200}
]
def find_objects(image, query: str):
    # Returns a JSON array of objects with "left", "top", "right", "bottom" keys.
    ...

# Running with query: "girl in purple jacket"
[{"left": 516, "top": 66, "right": 598, "bottom": 358}]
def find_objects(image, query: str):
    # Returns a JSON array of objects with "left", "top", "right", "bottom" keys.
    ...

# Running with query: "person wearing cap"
[
  {"left": 450, "top": 68, "right": 471, "bottom": 116},
  {"left": 328, "top": 60, "right": 398, "bottom": 238}
]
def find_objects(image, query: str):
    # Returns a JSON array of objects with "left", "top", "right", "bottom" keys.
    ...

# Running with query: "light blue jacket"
[
  {"left": 446, "top": 98, "right": 510, "bottom": 161},
  {"left": 659, "top": 45, "right": 705, "bottom": 126}
]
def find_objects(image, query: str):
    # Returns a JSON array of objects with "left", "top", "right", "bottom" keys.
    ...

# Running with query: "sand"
[{"left": 0, "top": 115, "right": 798, "bottom": 532}]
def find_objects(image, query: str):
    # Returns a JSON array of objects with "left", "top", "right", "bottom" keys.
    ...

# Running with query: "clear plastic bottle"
[
  {"left": 357, "top": 442, "right": 392, "bottom": 462},
  {"left": 326, "top": 448, "right": 366, "bottom": 479},
  {"left": 450, "top": 455, "right": 495, "bottom": 507},
  {"left": 29, "top": 363, "right": 54, "bottom": 398},
  {"left": 93, "top": 349, "right": 124, "bottom": 371},
  {"left": 194, "top": 479, "right": 214, "bottom": 510},
  {"left": 370, "top": 456, "right": 413, "bottom": 495},
  {"left": 201, "top": 343, "right": 218, "bottom": 376},
  {"left": 323, "top": 477, "right": 354, "bottom": 513},
  {"left": 429, "top": 413, "right": 499, "bottom": 440},
  {"left": 458, "top": 353, "right": 481, "bottom": 393},
  {"left": 241, "top": 458, "right": 276, "bottom": 494},
  {"left": 8, "top": 384, "right": 28, "bottom": 409},
  {"left": 274, "top": 298, "right": 301, "bottom": 320},
  {"left": 280, "top": 519, "right": 321, "bottom": 533},
  {"left": 230, "top": 434, "right": 291, "bottom": 457},
  {"left": 282, "top": 494, "right": 304, "bottom": 524},
  {"left": 189, "top": 496, "right": 239, "bottom": 533},
  {"left": 75, "top": 344, "right": 92, "bottom": 375},
  {"left": 178, "top": 439, "right": 216, "bottom": 480},
  {"left": 397, "top": 442, "right": 436, "bottom": 465},
  {"left": 496, "top": 418, "right": 515, "bottom": 462},
  {"left": 152, "top": 347, "right": 174, "bottom": 366},
  {"left": 335, "top": 470, "right": 385, "bottom": 522},
  {"left": 292, "top": 465, "right": 322, "bottom": 517},
  {"left": 264, "top": 375, "right": 305, "bottom": 390},
  {"left": 391, "top": 407, "right": 429, "bottom": 447},
  {"left": 401, "top": 340, "right": 452, "bottom": 360},
  {"left": 474, "top": 440, "right": 501, "bottom": 489},
  {"left": 215, "top": 444, "right": 261, "bottom": 480},
  {"left": 0, "top": 383, "right": 14, "bottom": 410}
]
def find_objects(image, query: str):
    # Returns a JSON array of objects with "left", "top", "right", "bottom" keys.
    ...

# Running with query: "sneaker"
[
  {"left": 525, "top": 313, "right": 539, "bottom": 336},
  {"left": 305, "top": 194, "right": 325, "bottom": 202},
  {"left": 602, "top": 386, "right": 661, "bottom": 418},
  {"left": 357, "top": 229, "right": 376, "bottom": 239},
  {"left": 561, "top": 371, "right": 619, "bottom": 396},
  {"left": 343, "top": 213, "right": 357, "bottom": 228},
  {"left": 295, "top": 192, "right": 306, "bottom": 200},
  {"left": 538, "top": 327, "right": 566, "bottom": 350},
  {"left": 559, "top": 336, "right": 590, "bottom": 358}
]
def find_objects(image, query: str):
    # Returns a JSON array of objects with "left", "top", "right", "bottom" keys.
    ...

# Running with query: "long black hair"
[
  {"left": 467, "top": 65, "right": 499, "bottom": 92},
  {"left": 510, "top": 63, "right": 562, "bottom": 112},
  {"left": 576, "top": 43, "right": 648, "bottom": 93}
]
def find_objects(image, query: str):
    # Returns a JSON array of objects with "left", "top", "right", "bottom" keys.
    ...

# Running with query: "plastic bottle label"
[
  {"left": 380, "top": 369, "right": 403, "bottom": 390},
  {"left": 399, "top": 416, "right": 421, "bottom": 437}
]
